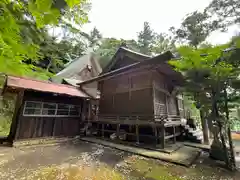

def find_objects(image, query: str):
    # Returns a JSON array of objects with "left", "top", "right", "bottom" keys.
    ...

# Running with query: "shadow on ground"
[
  {"left": 0, "top": 139, "right": 240, "bottom": 180},
  {"left": 0, "top": 140, "right": 132, "bottom": 179}
]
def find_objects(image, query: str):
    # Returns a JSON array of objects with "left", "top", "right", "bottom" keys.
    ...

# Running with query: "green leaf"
[
  {"left": 36, "top": 0, "right": 52, "bottom": 11},
  {"left": 65, "top": 0, "right": 81, "bottom": 8}
]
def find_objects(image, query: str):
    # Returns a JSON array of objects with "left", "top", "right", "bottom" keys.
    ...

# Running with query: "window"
[
  {"left": 42, "top": 103, "right": 57, "bottom": 115},
  {"left": 57, "top": 104, "right": 69, "bottom": 115},
  {"left": 23, "top": 101, "right": 42, "bottom": 115},
  {"left": 23, "top": 101, "right": 81, "bottom": 117}
]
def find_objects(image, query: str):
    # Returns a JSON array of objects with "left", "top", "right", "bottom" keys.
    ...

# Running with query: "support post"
[
  {"left": 160, "top": 121, "right": 165, "bottom": 149},
  {"left": 116, "top": 124, "right": 120, "bottom": 139},
  {"left": 101, "top": 123, "right": 104, "bottom": 138},
  {"left": 154, "top": 123, "right": 158, "bottom": 145},
  {"left": 8, "top": 90, "right": 24, "bottom": 142},
  {"left": 173, "top": 126, "right": 176, "bottom": 143},
  {"left": 136, "top": 116, "right": 139, "bottom": 144}
]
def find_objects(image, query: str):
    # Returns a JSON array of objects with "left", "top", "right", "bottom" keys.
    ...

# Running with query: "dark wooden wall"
[
  {"left": 15, "top": 90, "right": 84, "bottom": 140},
  {"left": 152, "top": 70, "right": 180, "bottom": 117},
  {"left": 99, "top": 69, "right": 154, "bottom": 116}
]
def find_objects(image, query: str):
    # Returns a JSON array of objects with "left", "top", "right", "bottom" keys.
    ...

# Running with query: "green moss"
[
  {"left": 29, "top": 164, "right": 125, "bottom": 180},
  {"left": 130, "top": 158, "right": 183, "bottom": 180},
  {"left": 0, "top": 116, "right": 11, "bottom": 136}
]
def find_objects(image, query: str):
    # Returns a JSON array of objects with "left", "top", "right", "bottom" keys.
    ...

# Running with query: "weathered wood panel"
[
  {"left": 153, "top": 89, "right": 167, "bottom": 115},
  {"left": 101, "top": 70, "right": 152, "bottom": 94},
  {"left": 16, "top": 117, "right": 80, "bottom": 139},
  {"left": 15, "top": 90, "right": 83, "bottom": 140},
  {"left": 130, "top": 88, "right": 153, "bottom": 114},
  {"left": 167, "top": 96, "right": 178, "bottom": 116},
  {"left": 131, "top": 72, "right": 152, "bottom": 89},
  {"left": 99, "top": 69, "right": 154, "bottom": 116},
  {"left": 152, "top": 71, "right": 168, "bottom": 93}
]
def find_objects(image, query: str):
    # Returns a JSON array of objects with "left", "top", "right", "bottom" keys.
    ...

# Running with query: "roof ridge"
[
  {"left": 8, "top": 75, "right": 79, "bottom": 89},
  {"left": 119, "top": 47, "right": 152, "bottom": 58}
]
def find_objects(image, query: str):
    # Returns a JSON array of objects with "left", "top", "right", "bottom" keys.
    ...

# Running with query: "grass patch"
[
  {"left": 29, "top": 165, "right": 125, "bottom": 180},
  {"left": 124, "top": 155, "right": 238, "bottom": 180},
  {"left": 127, "top": 157, "right": 184, "bottom": 180},
  {"left": 0, "top": 116, "right": 11, "bottom": 136}
]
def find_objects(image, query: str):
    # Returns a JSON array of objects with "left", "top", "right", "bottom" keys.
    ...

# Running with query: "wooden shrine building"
[{"left": 78, "top": 47, "right": 185, "bottom": 148}]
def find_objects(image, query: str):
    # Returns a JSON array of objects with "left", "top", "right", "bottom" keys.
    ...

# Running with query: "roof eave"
[{"left": 78, "top": 51, "right": 174, "bottom": 86}]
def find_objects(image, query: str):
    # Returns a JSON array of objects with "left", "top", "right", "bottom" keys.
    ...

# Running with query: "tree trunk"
[
  {"left": 200, "top": 109, "right": 210, "bottom": 144},
  {"left": 224, "top": 88, "right": 236, "bottom": 171},
  {"left": 212, "top": 89, "right": 229, "bottom": 168}
]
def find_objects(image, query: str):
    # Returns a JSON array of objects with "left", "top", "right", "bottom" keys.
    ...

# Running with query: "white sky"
[{"left": 82, "top": 0, "right": 239, "bottom": 45}]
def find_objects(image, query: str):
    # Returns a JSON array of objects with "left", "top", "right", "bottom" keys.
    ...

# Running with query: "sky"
[{"left": 82, "top": 0, "right": 238, "bottom": 45}]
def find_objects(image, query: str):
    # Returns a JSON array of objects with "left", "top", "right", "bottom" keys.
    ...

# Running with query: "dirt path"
[
  {"left": 0, "top": 140, "right": 240, "bottom": 180},
  {"left": 0, "top": 141, "right": 130, "bottom": 179}
]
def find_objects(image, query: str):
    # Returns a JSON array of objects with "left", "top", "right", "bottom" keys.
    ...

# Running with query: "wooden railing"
[{"left": 88, "top": 114, "right": 181, "bottom": 124}]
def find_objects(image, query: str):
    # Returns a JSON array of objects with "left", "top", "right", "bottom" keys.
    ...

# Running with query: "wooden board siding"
[
  {"left": 99, "top": 70, "right": 154, "bottom": 116},
  {"left": 15, "top": 90, "right": 83, "bottom": 140},
  {"left": 16, "top": 117, "right": 80, "bottom": 139},
  {"left": 152, "top": 70, "right": 180, "bottom": 117}
]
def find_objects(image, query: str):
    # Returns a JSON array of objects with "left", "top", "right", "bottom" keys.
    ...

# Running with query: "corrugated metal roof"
[{"left": 6, "top": 76, "right": 90, "bottom": 98}]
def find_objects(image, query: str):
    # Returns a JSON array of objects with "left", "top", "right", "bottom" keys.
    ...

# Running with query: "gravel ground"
[
  {"left": 0, "top": 141, "right": 131, "bottom": 180},
  {"left": 0, "top": 140, "right": 240, "bottom": 180}
]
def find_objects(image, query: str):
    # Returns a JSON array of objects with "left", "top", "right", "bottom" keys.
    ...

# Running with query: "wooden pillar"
[
  {"left": 81, "top": 100, "right": 87, "bottom": 122},
  {"left": 154, "top": 123, "right": 158, "bottom": 145},
  {"left": 8, "top": 90, "right": 24, "bottom": 142},
  {"left": 160, "top": 122, "right": 165, "bottom": 149},
  {"left": 173, "top": 126, "right": 176, "bottom": 143},
  {"left": 136, "top": 116, "right": 139, "bottom": 144},
  {"left": 101, "top": 123, "right": 104, "bottom": 138},
  {"left": 87, "top": 100, "right": 92, "bottom": 122},
  {"left": 116, "top": 124, "right": 120, "bottom": 139}
]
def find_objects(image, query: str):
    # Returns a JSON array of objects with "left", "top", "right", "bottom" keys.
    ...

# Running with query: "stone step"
[{"left": 192, "top": 131, "right": 203, "bottom": 137}]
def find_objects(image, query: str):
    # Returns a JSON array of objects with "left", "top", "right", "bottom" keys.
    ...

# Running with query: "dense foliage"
[{"left": 0, "top": 0, "right": 90, "bottom": 79}]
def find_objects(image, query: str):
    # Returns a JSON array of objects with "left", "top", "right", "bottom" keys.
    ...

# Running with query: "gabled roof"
[
  {"left": 51, "top": 53, "right": 102, "bottom": 83},
  {"left": 101, "top": 47, "right": 152, "bottom": 74},
  {"left": 4, "top": 75, "right": 90, "bottom": 98},
  {"left": 78, "top": 51, "right": 179, "bottom": 86},
  {"left": 62, "top": 78, "right": 83, "bottom": 87}
]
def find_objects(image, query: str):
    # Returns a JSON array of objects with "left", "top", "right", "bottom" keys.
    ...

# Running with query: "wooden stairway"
[{"left": 183, "top": 124, "right": 203, "bottom": 144}]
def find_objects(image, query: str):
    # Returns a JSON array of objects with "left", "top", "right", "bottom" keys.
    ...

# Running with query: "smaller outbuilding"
[{"left": 1, "top": 75, "right": 96, "bottom": 143}]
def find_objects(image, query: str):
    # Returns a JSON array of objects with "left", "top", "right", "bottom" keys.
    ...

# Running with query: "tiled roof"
[{"left": 6, "top": 75, "right": 90, "bottom": 98}]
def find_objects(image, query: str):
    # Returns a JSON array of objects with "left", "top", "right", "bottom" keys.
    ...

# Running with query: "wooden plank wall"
[
  {"left": 15, "top": 90, "right": 84, "bottom": 140},
  {"left": 99, "top": 70, "right": 154, "bottom": 115},
  {"left": 152, "top": 71, "right": 180, "bottom": 117},
  {"left": 16, "top": 117, "right": 80, "bottom": 139}
]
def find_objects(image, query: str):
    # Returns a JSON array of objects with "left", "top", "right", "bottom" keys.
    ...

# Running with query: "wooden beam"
[
  {"left": 173, "top": 126, "right": 176, "bottom": 143},
  {"left": 88, "top": 100, "right": 91, "bottom": 122},
  {"left": 136, "top": 116, "right": 139, "bottom": 144},
  {"left": 160, "top": 122, "right": 165, "bottom": 149},
  {"left": 116, "top": 124, "right": 120, "bottom": 139},
  {"left": 8, "top": 90, "right": 24, "bottom": 142},
  {"left": 154, "top": 123, "right": 158, "bottom": 145},
  {"left": 101, "top": 123, "right": 104, "bottom": 138}
]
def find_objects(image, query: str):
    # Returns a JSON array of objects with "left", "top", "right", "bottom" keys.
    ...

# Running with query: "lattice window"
[
  {"left": 23, "top": 101, "right": 81, "bottom": 117},
  {"left": 167, "top": 97, "right": 178, "bottom": 115},
  {"left": 155, "top": 103, "right": 167, "bottom": 115}
]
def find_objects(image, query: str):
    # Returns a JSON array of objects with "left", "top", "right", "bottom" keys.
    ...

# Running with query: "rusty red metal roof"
[{"left": 6, "top": 75, "right": 90, "bottom": 98}]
